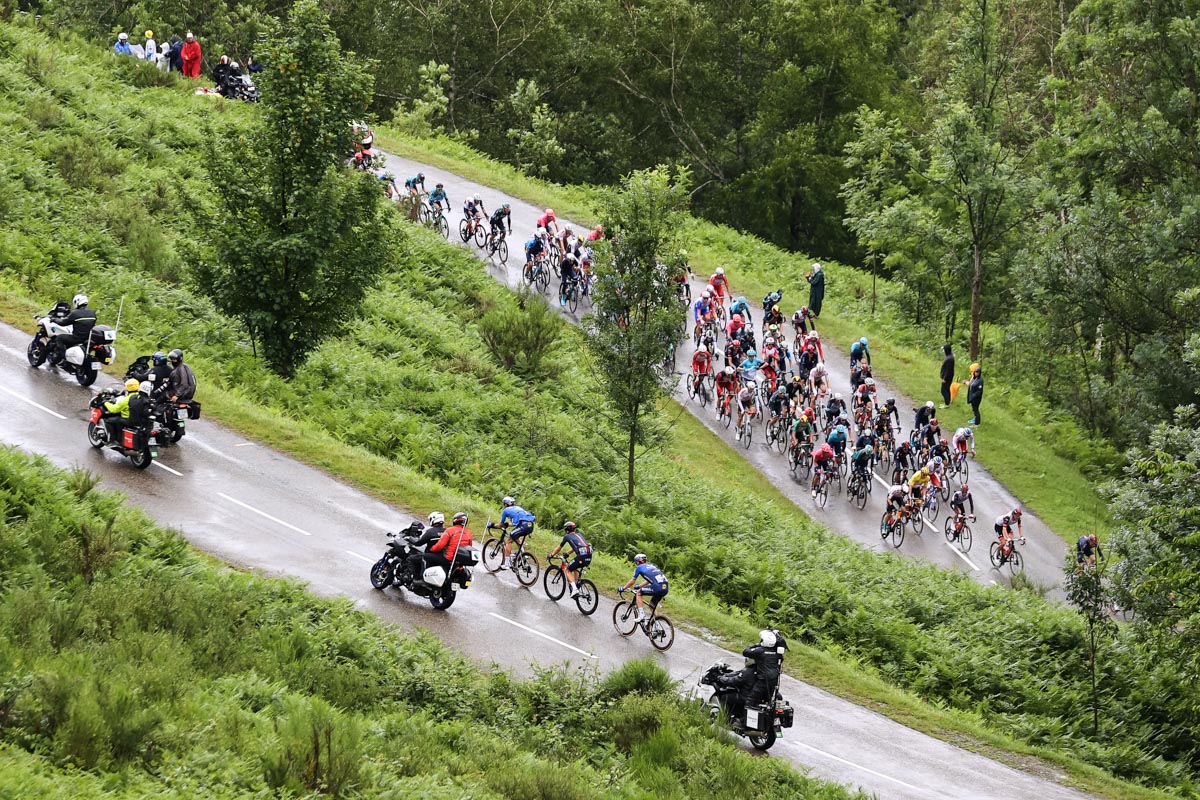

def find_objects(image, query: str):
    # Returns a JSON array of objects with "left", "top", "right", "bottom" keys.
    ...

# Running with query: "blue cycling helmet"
[
  {"left": 860, "top": 337, "right": 869, "bottom": 347},
  {"left": 835, "top": 425, "right": 847, "bottom": 436},
  {"left": 746, "top": 349, "right": 757, "bottom": 358}
]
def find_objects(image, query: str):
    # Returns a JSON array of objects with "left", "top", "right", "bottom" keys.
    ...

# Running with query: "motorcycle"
[
  {"left": 697, "top": 660, "right": 795, "bottom": 751},
  {"left": 86, "top": 388, "right": 162, "bottom": 469},
  {"left": 369, "top": 523, "right": 477, "bottom": 610},
  {"left": 124, "top": 356, "right": 201, "bottom": 445},
  {"left": 224, "top": 74, "right": 259, "bottom": 102},
  {"left": 28, "top": 303, "right": 117, "bottom": 387}
]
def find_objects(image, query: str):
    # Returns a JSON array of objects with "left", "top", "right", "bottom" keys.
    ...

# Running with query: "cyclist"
[
  {"left": 948, "top": 484, "right": 975, "bottom": 540},
  {"left": 463, "top": 193, "right": 486, "bottom": 234},
  {"left": 1076, "top": 533, "right": 1102, "bottom": 567},
  {"left": 428, "top": 182, "right": 449, "bottom": 215},
  {"left": 907, "top": 465, "right": 939, "bottom": 510},
  {"left": 726, "top": 311, "right": 746, "bottom": 340},
  {"left": 715, "top": 366, "right": 739, "bottom": 412},
  {"left": 767, "top": 381, "right": 790, "bottom": 426},
  {"left": 913, "top": 400, "right": 936, "bottom": 431},
  {"left": 585, "top": 224, "right": 605, "bottom": 241},
  {"left": 795, "top": 341, "right": 818, "bottom": 379},
  {"left": 802, "top": 330, "right": 825, "bottom": 361},
  {"left": 879, "top": 397, "right": 901, "bottom": 431},
  {"left": 708, "top": 267, "right": 730, "bottom": 309},
  {"left": 849, "top": 336, "right": 871, "bottom": 367},
  {"left": 826, "top": 423, "right": 849, "bottom": 461},
  {"left": 558, "top": 247, "right": 582, "bottom": 306},
  {"left": 404, "top": 173, "right": 426, "bottom": 196},
  {"left": 524, "top": 234, "right": 546, "bottom": 271},
  {"left": 849, "top": 443, "right": 874, "bottom": 480},
  {"left": 485, "top": 496, "right": 536, "bottom": 570},
  {"left": 738, "top": 349, "right": 763, "bottom": 384},
  {"left": 854, "top": 426, "right": 877, "bottom": 454},
  {"left": 548, "top": 521, "right": 592, "bottom": 597},
  {"left": 536, "top": 207, "right": 559, "bottom": 240},
  {"left": 892, "top": 439, "right": 916, "bottom": 484},
  {"left": 724, "top": 336, "right": 745, "bottom": 368},
  {"left": 620, "top": 553, "right": 669, "bottom": 622},
  {"left": 792, "top": 306, "right": 816, "bottom": 336},
  {"left": 785, "top": 373, "right": 807, "bottom": 407},
  {"left": 993, "top": 512, "right": 1022, "bottom": 558},
  {"left": 488, "top": 203, "right": 513, "bottom": 245},
  {"left": 811, "top": 441, "right": 837, "bottom": 497},
  {"left": 917, "top": 416, "right": 942, "bottom": 455},
  {"left": 761, "top": 336, "right": 786, "bottom": 374},
  {"left": 791, "top": 410, "right": 818, "bottom": 452},
  {"left": 763, "top": 304, "right": 784, "bottom": 330},
  {"left": 884, "top": 483, "right": 910, "bottom": 534},
  {"left": 378, "top": 172, "right": 400, "bottom": 199},
  {"left": 809, "top": 362, "right": 830, "bottom": 402},
  {"left": 729, "top": 295, "right": 753, "bottom": 322},
  {"left": 736, "top": 381, "right": 758, "bottom": 429},
  {"left": 951, "top": 426, "right": 976, "bottom": 459},
  {"left": 691, "top": 344, "right": 713, "bottom": 383}
]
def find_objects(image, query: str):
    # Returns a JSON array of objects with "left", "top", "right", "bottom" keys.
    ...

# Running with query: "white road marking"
[
  {"left": 217, "top": 492, "right": 313, "bottom": 536},
  {"left": 234, "top": 442, "right": 257, "bottom": 447},
  {"left": 152, "top": 461, "right": 183, "bottom": 476},
  {"left": 488, "top": 612, "right": 598, "bottom": 660},
  {"left": 0, "top": 384, "right": 67, "bottom": 419},
  {"left": 872, "top": 472, "right": 980, "bottom": 570},
  {"left": 346, "top": 550, "right": 375, "bottom": 563},
  {"left": 790, "top": 740, "right": 922, "bottom": 791}
]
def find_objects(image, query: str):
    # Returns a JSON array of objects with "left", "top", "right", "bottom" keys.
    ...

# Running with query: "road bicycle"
[
  {"left": 485, "top": 228, "right": 509, "bottom": 264},
  {"left": 811, "top": 465, "right": 831, "bottom": 508},
  {"left": 543, "top": 554, "right": 599, "bottom": 615},
  {"left": 613, "top": 588, "right": 675, "bottom": 651},
  {"left": 458, "top": 213, "right": 485, "bottom": 244},
  {"left": 847, "top": 467, "right": 871, "bottom": 509},
  {"left": 717, "top": 390, "right": 734, "bottom": 428},
  {"left": 880, "top": 505, "right": 911, "bottom": 548},
  {"left": 522, "top": 256, "right": 551, "bottom": 293},
  {"left": 789, "top": 440, "right": 813, "bottom": 479},
  {"left": 949, "top": 447, "right": 971, "bottom": 482},
  {"left": 421, "top": 201, "right": 450, "bottom": 238},
  {"left": 910, "top": 486, "right": 939, "bottom": 530},
  {"left": 765, "top": 412, "right": 788, "bottom": 454},
  {"left": 944, "top": 512, "right": 974, "bottom": 553},
  {"left": 735, "top": 407, "right": 756, "bottom": 448},
  {"left": 686, "top": 370, "right": 713, "bottom": 408},
  {"left": 481, "top": 522, "right": 540, "bottom": 587},
  {"left": 559, "top": 275, "right": 581, "bottom": 313},
  {"left": 989, "top": 535, "right": 1026, "bottom": 574}
]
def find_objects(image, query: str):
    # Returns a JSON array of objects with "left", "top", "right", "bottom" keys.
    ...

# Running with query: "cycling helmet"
[
  {"left": 745, "top": 349, "right": 756, "bottom": 358},
  {"left": 863, "top": 445, "right": 874, "bottom": 455},
  {"left": 697, "top": 345, "right": 708, "bottom": 354},
  {"left": 925, "top": 400, "right": 935, "bottom": 409},
  {"left": 502, "top": 496, "right": 515, "bottom": 507},
  {"left": 545, "top": 208, "right": 555, "bottom": 216},
  {"left": 724, "top": 366, "right": 735, "bottom": 376},
  {"left": 765, "top": 337, "right": 775, "bottom": 346},
  {"left": 963, "top": 428, "right": 974, "bottom": 438},
  {"left": 138, "top": 381, "right": 153, "bottom": 394},
  {"left": 791, "top": 374, "right": 802, "bottom": 383},
  {"left": 73, "top": 294, "right": 88, "bottom": 308},
  {"left": 428, "top": 511, "right": 445, "bottom": 526},
  {"left": 452, "top": 512, "right": 468, "bottom": 525},
  {"left": 715, "top": 267, "right": 725, "bottom": 276},
  {"left": 865, "top": 378, "right": 876, "bottom": 387},
  {"left": 230, "top": 61, "right": 239, "bottom": 70},
  {"left": 744, "top": 381, "right": 757, "bottom": 391},
  {"left": 152, "top": 351, "right": 167, "bottom": 365},
  {"left": 436, "top": 182, "right": 444, "bottom": 188},
  {"left": 933, "top": 456, "right": 944, "bottom": 466},
  {"left": 1012, "top": 507, "right": 1023, "bottom": 519},
  {"left": 124, "top": 378, "right": 140, "bottom": 392},
  {"left": 834, "top": 392, "right": 844, "bottom": 401},
  {"left": 759, "top": 629, "right": 777, "bottom": 647},
  {"left": 860, "top": 337, "right": 869, "bottom": 346},
  {"left": 473, "top": 193, "right": 480, "bottom": 202},
  {"left": 960, "top": 483, "right": 969, "bottom": 493},
  {"left": 1088, "top": 533, "right": 1097, "bottom": 544},
  {"left": 702, "top": 288, "right": 712, "bottom": 298},
  {"left": 886, "top": 397, "right": 896, "bottom": 406},
  {"left": 417, "top": 172, "right": 425, "bottom": 180},
  {"left": 633, "top": 553, "right": 648, "bottom": 564},
  {"left": 732, "top": 313, "right": 743, "bottom": 323},
  {"left": 502, "top": 203, "right": 510, "bottom": 210},
  {"left": 563, "top": 521, "right": 577, "bottom": 532},
  {"left": 772, "top": 305, "right": 780, "bottom": 312},
  {"left": 168, "top": 349, "right": 183, "bottom": 362}
]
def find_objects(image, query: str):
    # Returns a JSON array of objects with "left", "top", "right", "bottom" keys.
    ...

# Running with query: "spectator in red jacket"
[{"left": 181, "top": 32, "right": 202, "bottom": 78}]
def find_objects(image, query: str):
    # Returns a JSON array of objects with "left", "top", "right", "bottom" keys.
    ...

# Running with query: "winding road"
[{"left": 0, "top": 157, "right": 1098, "bottom": 798}]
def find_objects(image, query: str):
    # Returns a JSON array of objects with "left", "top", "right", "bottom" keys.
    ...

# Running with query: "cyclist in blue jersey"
[
  {"left": 524, "top": 235, "right": 545, "bottom": 270},
  {"left": 620, "top": 553, "right": 669, "bottom": 622},
  {"left": 547, "top": 521, "right": 592, "bottom": 597},
  {"left": 404, "top": 173, "right": 425, "bottom": 195},
  {"left": 850, "top": 336, "right": 871, "bottom": 367},
  {"left": 428, "top": 182, "right": 449, "bottom": 214},
  {"left": 486, "top": 495, "right": 536, "bottom": 570},
  {"left": 693, "top": 293, "right": 714, "bottom": 324},
  {"left": 729, "top": 295, "right": 752, "bottom": 322},
  {"left": 827, "top": 423, "right": 849, "bottom": 457},
  {"left": 738, "top": 349, "right": 763, "bottom": 384}
]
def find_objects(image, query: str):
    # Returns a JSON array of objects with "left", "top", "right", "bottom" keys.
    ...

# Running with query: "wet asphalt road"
[
  {"left": 0, "top": 323, "right": 1092, "bottom": 798},
  {"left": 382, "top": 152, "right": 1071, "bottom": 598}
]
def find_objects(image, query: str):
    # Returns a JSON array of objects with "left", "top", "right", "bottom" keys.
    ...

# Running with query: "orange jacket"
[{"left": 430, "top": 525, "right": 473, "bottom": 562}]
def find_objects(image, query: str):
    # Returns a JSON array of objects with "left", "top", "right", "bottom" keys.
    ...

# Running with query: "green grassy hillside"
[{"left": 0, "top": 18, "right": 1187, "bottom": 797}]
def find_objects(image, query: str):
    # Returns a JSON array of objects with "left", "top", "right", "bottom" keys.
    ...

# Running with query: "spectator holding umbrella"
[
  {"left": 806, "top": 262, "right": 825, "bottom": 318},
  {"left": 940, "top": 343, "right": 956, "bottom": 408},
  {"left": 181, "top": 31, "right": 202, "bottom": 78}
]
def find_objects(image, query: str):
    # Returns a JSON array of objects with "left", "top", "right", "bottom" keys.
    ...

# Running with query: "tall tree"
[
  {"left": 199, "top": 0, "right": 391, "bottom": 377},
  {"left": 584, "top": 166, "right": 689, "bottom": 503}
]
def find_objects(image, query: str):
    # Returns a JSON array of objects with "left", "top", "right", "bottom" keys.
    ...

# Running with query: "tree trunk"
[
  {"left": 970, "top": 242, "right": 984, "bottom": 360},
  {"left": 626, "top": 412, "right": 638, "bottom": 505},
  {"left": 1089, "top": 619, "right": 1099, "bottom": 736}
]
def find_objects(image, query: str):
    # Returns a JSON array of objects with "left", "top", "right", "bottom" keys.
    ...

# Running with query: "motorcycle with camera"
[
  {"left": 369, "top": 521, "right": 477, "bottom": 610},
  {"left": 124, "top": 355, "right": 201, "bottom": 445},
  {"left": 27, "top": 302, "right": 117, "bottom": 387},
  {"left": 695, "top": 630, "right": 795, "bottom": 751},
  {"left": 86, "top": 386, "right": 163, "bottom": 469}
]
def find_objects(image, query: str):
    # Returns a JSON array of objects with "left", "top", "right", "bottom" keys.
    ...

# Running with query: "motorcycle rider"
[
  {"left": 404, "top": 512, "right": 446, "bottom": 579},
  {"left": 164, "top": 349, "right": 196, "bottom": 403},
  {"left": 717, "top": 629, "right": 788, "bottom": 720},
  {"left": 146, "top": 351, "right": 173, "bottom": 392},
  {"left": 421, "top": 512, "right": 474, "bottom": 580},
  {"left": 103, "top": 379, "right": 153, "bottom": 441},
  {"left": 52, "top": 294, "right": 97, "bottom": 362}
]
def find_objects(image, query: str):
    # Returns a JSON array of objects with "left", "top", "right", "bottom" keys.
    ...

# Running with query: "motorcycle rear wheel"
[
  {"left": 428, "top": 587, "right": 457, "bottom": 610},
  {"left": 76, "top": 366, "right": 98, "bottom": 387},
  {"left": 369, "top": 558, "right": 394, "bottom": 589},
  {"left": 748, "top": 727, "right": 777, "bottom": 751},
  {"left": 129, "top": 448, "right": 153, "bottom": 470}
]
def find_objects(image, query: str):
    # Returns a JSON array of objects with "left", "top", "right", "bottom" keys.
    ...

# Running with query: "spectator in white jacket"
[{"left": 143, "top": 30, "right": 158, "bottom": 64}]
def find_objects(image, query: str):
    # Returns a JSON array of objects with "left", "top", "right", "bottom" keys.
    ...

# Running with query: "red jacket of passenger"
[
  {"left": 181, "top": 39, "right": 202, "bottom": 78},
  {"left": 431, "top": 525, "right": 473, "bottom": 562}
]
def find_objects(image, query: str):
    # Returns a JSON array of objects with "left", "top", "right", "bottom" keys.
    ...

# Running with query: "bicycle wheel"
[
  {"left": 838, "top": 456, "right": 849, "bottom": 478},
  {"left": 496, "top": 239, "right": 508, "bottom": 264},
  {"left": 944, "top": 517, "right": 958, "bottom": 543},
  {"left": 686, "top": 377, "right": 697, "bottom": 400},
  {"left": 536, "top": 265, "right": 550, "bottom": 293},
  {"left": 815, "top": 482, "right": 828, "bottom": 508},
  {"left": 855, "top": 479, "right": 868, "bottom": 509},
  {"left": 959, "top": 524, "right": 973, "bottom": 552},
  {"left": 960, "top": 458, "right": 969, "bottom": 482},
  {"left": 474, "top": 224, "right": 488, "bottom": 248},
  {"left": 522, "top": 262, "right": 535, "bottom": 285},
  {"left": 890, "top": 516, "right": 906, "bottom": 548},
  {"left": 437, "top": 214, "right": 449, "bottom": 239},
  {"left": 613, "top": 600, "right": 639, "bottom": 636},
  {"left": 989, "top": 541, "right": 1004, "bottom": 568},
  {"left": 482, "top": 537, "right": 505, "bottom": 573},
  {"left": 514, "top": 552, "right": 540, "bottom": 587},
  {"left": 743, "top": 422, "right": 753, "bottom": 449},
  {"left": 797, "top": 452, "right": 812, "bottom": 480},
  {"left": 648, "top": 615, "right": 675, "bottom": 651},
  {"left": 458, "top": 218, "right": 471, "bottom": 243},
  {"left": 910, "top": 508, "right": 924, "bottom": 534},
  {"left": 722, "top": 402, "right": 732, "bottom": 428},
  {"left": 1008, "top": 550, "right": 1024, "bottom": 574},
  {"left": 543, "top": 565, "right": 566, "bottom": 601},
  {"left": 927, "top": 495, "right": 941, "bottom": 522},
  {"left": 567, "top": 285, "right": 579, "bottom": 314},
  {"left": 574, "top": 579, "right": 599, "bottom": 616},
  {"left": 880, "top": 511, "right": 892, "bottom": 541}
]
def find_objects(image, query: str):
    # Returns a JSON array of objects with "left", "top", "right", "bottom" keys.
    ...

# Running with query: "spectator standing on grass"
[
  {"left": 806, "top": 262, "right": 825, "bottom": 317},
  {"left": 967, "top": 363, "right": 983, "bottom": 425},
  {"left": 181, "top": 32, "right": 202, "bottom": 78},
  {"left": 113, "top": 32, "right": 133, "bottom": 55},
  {"left": 143, "top": 31, "right": 158, "bottom": 63},
  {"left": 166, "top": 35, "right": 183, "bottom": 72},
  {"left": 940, "top": 344, "right": 956, "bottom": 408}
]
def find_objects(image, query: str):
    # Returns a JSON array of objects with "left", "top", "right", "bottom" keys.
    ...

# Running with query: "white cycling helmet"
[
  {"left": 834, "top": 392, "right": 843, "bottom": 401},
  {"left": 715, "top": 267, "right": 725, "bottom": 275},
  {"left": 925, "top": 400, "right": 935, "bottom": 409},
  {"left": 723, "top": 366, "right": 734, "bottom": 376},
  {"left": 698, "top": 345, "right": 708, "bottom": 354},
  {"left": 473, "top": 193, "right": 481, "bottom": 202},
  {"left": 502, "top": 496, "right": 515, "bottom": 507},
  {"left": 428, "top": 511, "right": 445, "bottom": 526},
  {"left": 633, "top": 553, "right": 648, "bottom": 564},
  {"left": 72, "top": 294, "right": 88, "bottom": 308}
]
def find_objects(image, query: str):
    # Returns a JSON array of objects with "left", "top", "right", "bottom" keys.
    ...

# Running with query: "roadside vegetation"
[
  {"left": 0, "top": 445, "right": 860, "bottom": 800},
  {"left": 0, "top": 15, "right": 1193, "bottom": 798}
]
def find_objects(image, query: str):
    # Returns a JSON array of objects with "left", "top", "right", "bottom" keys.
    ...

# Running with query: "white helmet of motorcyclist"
[
  {"left": 428, "top": 511, "right": 445, "bottom": 526},
  {"left": 759, "top": 629, "right": 777, "bottom": 647},
  {"left": 73, "top": 294, "right": 88, "bottom": 308}
]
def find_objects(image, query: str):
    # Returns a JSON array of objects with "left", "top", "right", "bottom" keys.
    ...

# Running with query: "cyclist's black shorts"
[
  {"left": 567, "top": 553, "right": 592, "bottom": 572},
  {"left": 636, "top": 587, "right": 667, "bottom": 609},
  {"left": 510, "top": 520, "right": 534, "bottom": 544}
]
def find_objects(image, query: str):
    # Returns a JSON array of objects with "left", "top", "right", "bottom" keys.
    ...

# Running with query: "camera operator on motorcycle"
[
  {"left": 715, "top": 629, "right": 788, "bottom": 719},
  {"left": 52, "top": 294, "right": 97, "bottom": 362},
  {"left": 103, "top": 379, "right": 153, "bottom": 440},
  {"left": 422, "top": 512, "right": 474, "bottom": 578},
  {"left": 164, "top": 349, "right": 196, "bottom": 403},
  {"left": 403, "top": 512, "right": 446, "bottom": 579}
]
